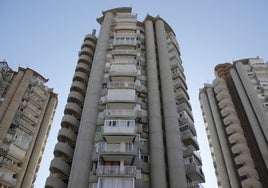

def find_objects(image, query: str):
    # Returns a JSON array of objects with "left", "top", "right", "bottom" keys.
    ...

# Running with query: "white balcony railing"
[
  {"left": 105, "top": 109, "right": 135, "bottom": 117},
  {"left": 103, "top": 120, "right": 136, "bottom": 134},
  {"left": 107, "top": 82, "right": 136, "bottom": 89},
  {"left": 97, "top": 165, "right": 136, "bottom": 176}
]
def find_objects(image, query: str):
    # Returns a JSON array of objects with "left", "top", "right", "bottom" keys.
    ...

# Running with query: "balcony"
[
  {"left": 19, "top": 119, "right": 35, "bottom": 132},
  {"left": 98, "top": 144, "right": 137, "bottom": 163},
  {"left": 0, "top": 157, "right": 21, "bottom": 173},
  {"left": 31, "top": 87, "right": 47, "bottom": 100},
  {"left": 67, "top": 91, "right": 84, "bottom": 106},
  {"left": 71, "top": 81, "right": 86, "bottom": 94},
  {"left": 187, "top": 182, "right": 204, "bottom": 188},
  {"left": 75, "top": 62, "right": 91, "bottom": 74},
  {"left": 73, "top": 71, "right": 88, "bottom": 84},
  {"left": 96, "top": 165, "right": 136, "bottom": 177},
  {"left": 57, "top": 127, "right": 77, "bottom": 147},
  {"left": 61, "top": 114, "right": 80, "bottom": 132},
  {"left": 0, "top": 174, "right": 16, "bottom": 186},
  {"left": 103, "top": 120, "right": 136, "bottom": 135},
  {"left": 45, "top": 175, "right": 67, "bottom": 188},
  {"left": 64, "top": 102, "right": 82, "bottom": 119},
  {"left": 54, "top": 142, "right": 74, "bottom": 162},
  {"left": 181, "top": 129, "right": 199, "bottom": 150},
  {"left": 105, "top": 109, "right": 136, "bottom": 118},
  {"left": 97, "top": 177, "right": 135, "bottom": 188},
  {"left": 107, "top": 82, "right": 136, "bottom": 89},
  {"left": 106, "top": 89, "right": 136, "bottom": 104},
  {"left": 49, "top": 157, "right": 71, "bottom": 179},
  {"left": 79, "top": 48, "right": 94, "bottom": 59},
  {"left": 185, "top": 163, "right": 205, "bottom": 183}
]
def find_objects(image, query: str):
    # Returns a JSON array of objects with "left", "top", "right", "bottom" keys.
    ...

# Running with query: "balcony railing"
[
  {"left": 96, "top": 165, "right": 136, "bottom": 176},
  {"left": 0, "top": 174, "right": 17, "bottom": 186},
  {"left": 107, "top": 82, "right": 136, "bottom": 89},
  {"left": 103, "top": 120, "right": 136, "bottom": 134},
  {"left": 98, "top": 144, "right": 137, "bottom": 154},
  {"left": 105, "top": 109, "right": 136, "bottom": 117}
]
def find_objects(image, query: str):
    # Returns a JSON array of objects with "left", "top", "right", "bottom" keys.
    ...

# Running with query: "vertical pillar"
[
  {"left": 0, "top": 70, "right": 33, "bottom": 145},
  {"left": 67, "top": 11, "right": 113, "bottom": 188},
  {"left": 199, "top": 90, "right": 231, "bottom": 188},
  {"left": 206, "top": 87, "right": 240, "bottom": 188},
  {"left": 20, "top": 95, "right": 57, "bottom": 188},
  {"left": 144, "top": 19, "right": 167, "bottom": 188},
  {"left": 155, "top": 19, "right": 187, "bottom": 188}
]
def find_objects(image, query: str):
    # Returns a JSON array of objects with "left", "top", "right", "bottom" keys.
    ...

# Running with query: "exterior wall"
[
  {"left": 0, "top": 61, "right": 58, "bottom": 188},
  {"left": 46, "top": 7, "right": 204, "bottom": 188},
  {"left": 199, "top": 57, "right": 268, "bottom": 188}
]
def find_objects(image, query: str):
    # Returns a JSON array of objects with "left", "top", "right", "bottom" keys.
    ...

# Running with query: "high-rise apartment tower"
[
  {"left": 46, "top": 7, "right": 205, "bottom": 188},
  {"left": 0, "top": 61, "right": 58, "bottom": 188},
  {"left": 199, "top": 57, "right": 268, "bottom": 188}
]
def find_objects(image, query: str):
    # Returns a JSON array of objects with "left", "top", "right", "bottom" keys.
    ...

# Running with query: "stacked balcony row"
[
  {"left": 45, "top": 33, "right": 97, "bottom": 188},
  {"left": 213, "top": 78, "right": 262, "bottom": 187}
]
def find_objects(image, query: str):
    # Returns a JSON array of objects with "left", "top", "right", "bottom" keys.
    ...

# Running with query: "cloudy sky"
[{"left": 1, "top": 0, "right": 268, "bottom": 187}]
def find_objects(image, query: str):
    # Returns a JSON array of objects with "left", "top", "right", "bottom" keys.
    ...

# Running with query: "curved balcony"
[
  {"left": 57, "top": 127, "right": 77, "bottom": 147},
  {"left": 235, "top": 154, "right": 254, "bottom": 167},
  {"left": 241, "top": 178, "right": 262, "bottom": 188},
  {"left": 226, "top": 123, "right": 243, "bottom": 135},
  {"left": 79, "top": 48, "right": 94, "bottom": 59},
  {"left": 49, "top": 157, "right": 71, "bottom": 179},
  {"left": 228, "top": 133, "right": 247, "bottom": 144},
  {"left": 75, "top": 62, "right": 91, "bottom": 74},
  {"left": 45, "top": 176, "right": 67, "bottom": 188},
  {"left": 54, "top": 142, "right": 74, "bottom": 162},
  {"left": 73, "top": 71, "right": 88, "bottom": 84},
  {"left": 216, "top": 89, "right": 230, "bottom": 101},
  {"left": 81, "top": 39, "right": 96, "bottom": 50},
  {"left": 71, "top": 81, "right": 86, "bottom": 94},
  {"left": 238, "top": 166, "right": 259, "bottom": 179},
  {"left": 61, "top": 114, "right": 80, "bottom": 132},
  {"left": 218, "top": 97, "right": 233, "bottom": 109},
  {"left": 64, "top": 102, "right": 82, "bottom": 119},
  {"left": 67, "top": 91, "right": 84, "bottom": 106},
  {"left": 220, "top": 106, "right": 236, "bottom": 117},
  {"left": 213, "top": 79, "right": 226, "bottom": 92},
  {"left": 78, "top": 54, "right": 93, "bottom": 65},
  {"left": 231, "top": 143, "right": 250, "bottom": 155},
  {"left": 223, "top": 114, "right": 240, "bottom": 125}
]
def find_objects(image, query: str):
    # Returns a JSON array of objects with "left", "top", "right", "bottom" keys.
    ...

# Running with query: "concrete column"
[
  {"left": 67, "top": 11, "right": 113, "bottom": 188},
  {"left": 20, "top": 96, "right": 57, "bottom": 188},
  {"left": 144, "top": 19, "right": 167, "bottom": 188},
  {"left": 207, "top": 88, "right": 240, "bottom": 188},
  {"left": 230, "top": 67, "right": 268, "bottom": 168},
  {"left": 0, "top": 70, "right": 33, "bottom": 145},
  {"left": 199, "top": 90, "right": 231, "bottom": 188},
  {"left": 155, "top": 19, "right": 187, "bottom": 188}
]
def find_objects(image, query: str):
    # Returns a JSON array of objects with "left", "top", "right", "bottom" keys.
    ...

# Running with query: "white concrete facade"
[{"left": 46, "top": 7, "right": 204, "bottom": 188}]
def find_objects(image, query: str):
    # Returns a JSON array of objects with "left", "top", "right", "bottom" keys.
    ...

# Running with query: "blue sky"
[{"left": 1, "top": 1, "right": 268, "bottom": 187}]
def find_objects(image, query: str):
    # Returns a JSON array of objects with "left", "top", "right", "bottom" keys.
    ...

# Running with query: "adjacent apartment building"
[
  {"left": 0, "top": 61, "right": 58, "bottom": 188},
  {"left": 45, "top": 7, "right": 205, "bottom": 188},
  {"left": 199, "top": 57, "right": 268, "bottom": 188}
]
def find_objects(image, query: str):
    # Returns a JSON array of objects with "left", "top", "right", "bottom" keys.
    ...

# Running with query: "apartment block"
[
  {"left": 0, "top": 61, "right": 58, "bottom": 188},
  {"left": 45, "top": 7, "right": 204, "bottom": 188},
  {"left": 199, "top": 57, "right": 268, "bottom": 188}
]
